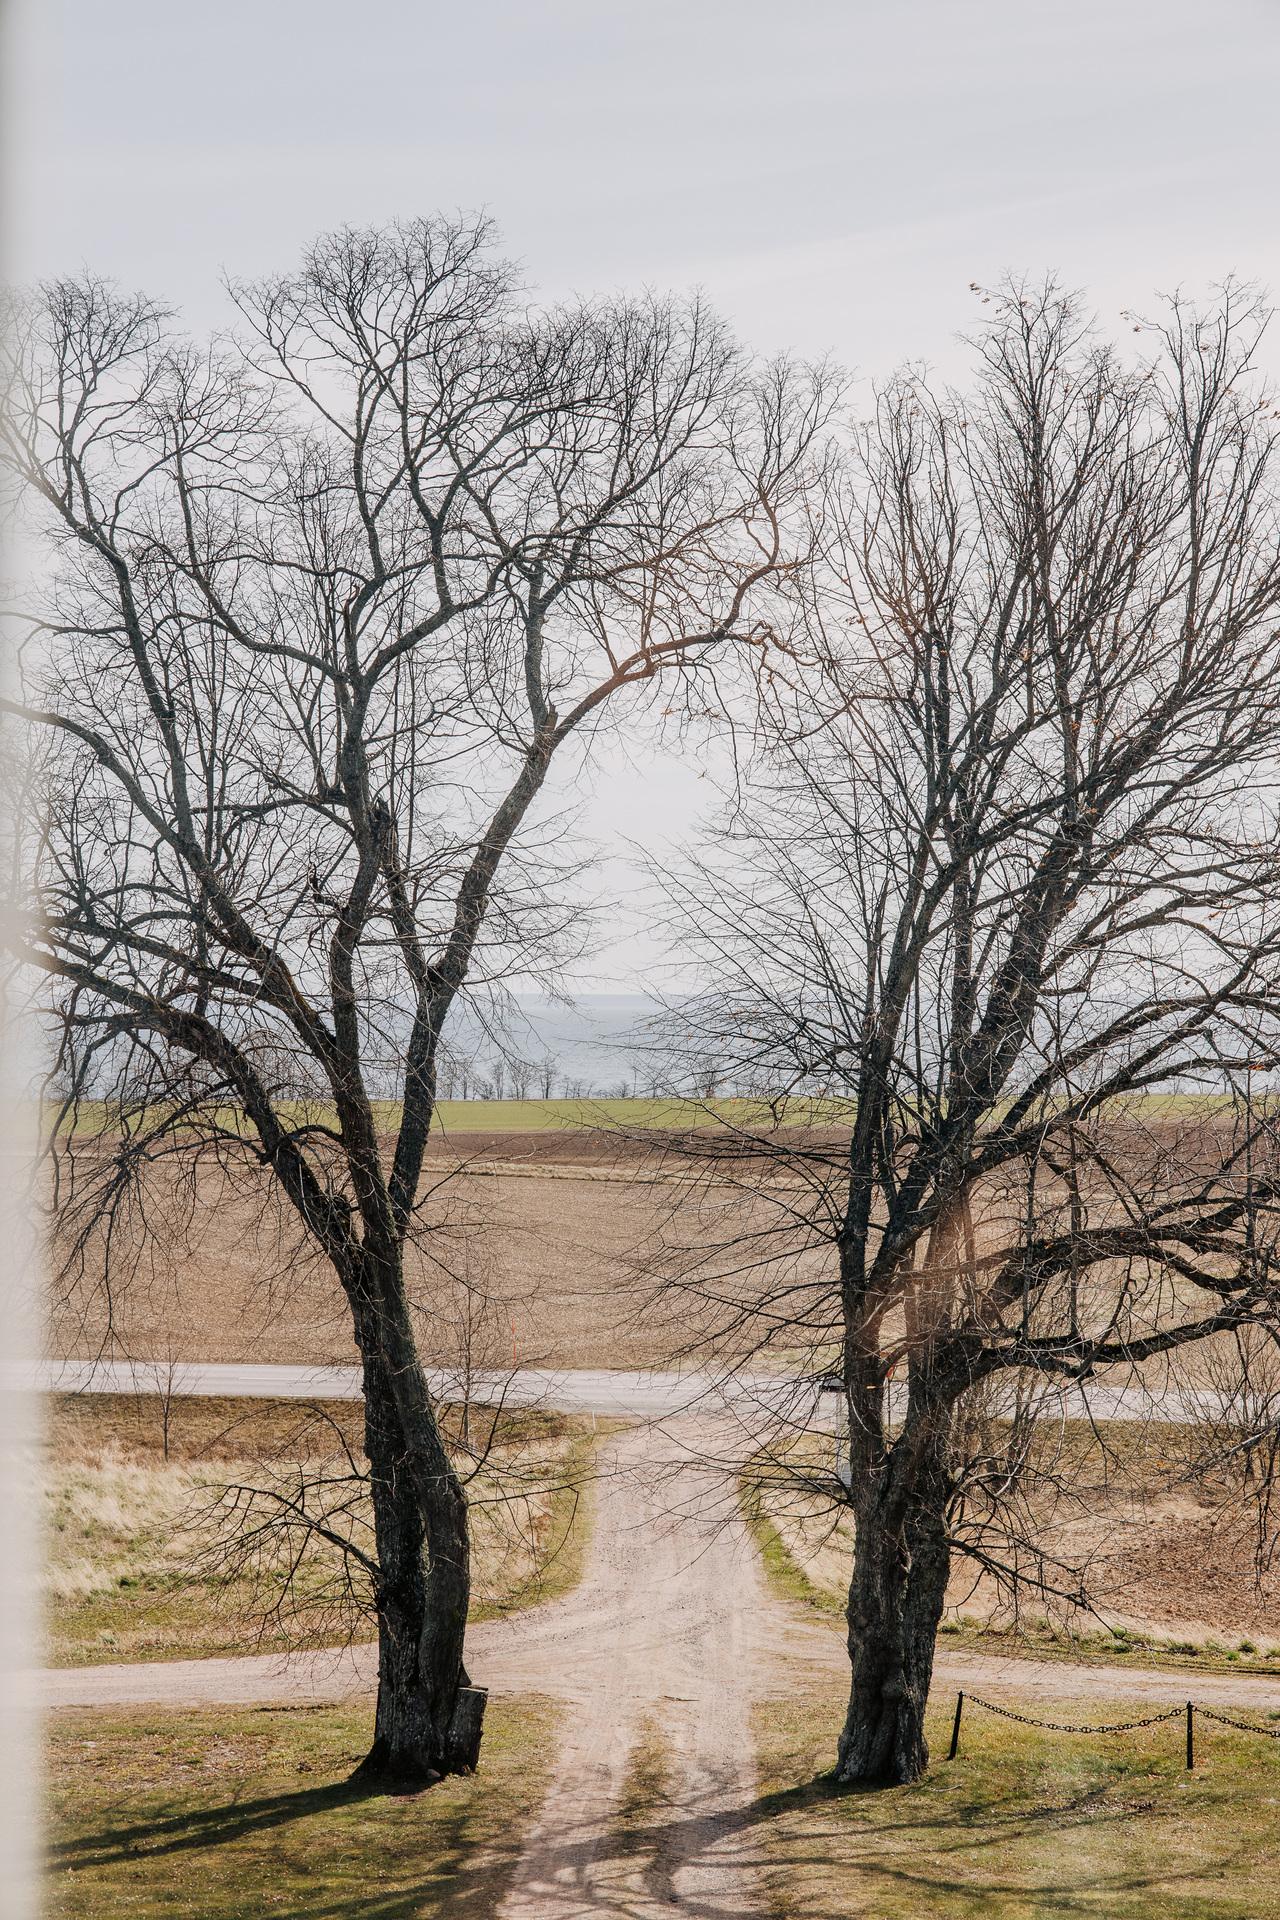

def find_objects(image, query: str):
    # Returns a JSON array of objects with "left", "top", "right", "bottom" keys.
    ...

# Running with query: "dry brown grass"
[
  {"left": 749, "top": 1419, "right": 1280, "bottom": 1652},
  {"left": 44, "top": 1394, "right": 601, "bottom": 1666}
]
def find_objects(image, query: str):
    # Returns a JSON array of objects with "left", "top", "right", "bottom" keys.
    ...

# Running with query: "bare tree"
[
  {"left": 537, "top": 1054, "right": 558, "bottom": 1099},
  {"left": 664, "top": 282, "right": 1280, "bottom": 1785},
  {"left": 508, "top": 1057, "right": 533, "bottom": 1101},
  {"left": 197, "top": 1238, "right": 575, "bottom": 1656},
  {"left": 690, "top": 1055, "right": 723, "bottom": 1099},
  {"left": 434, "top": 1043, "right": 461, "bottom": 1101},
  {"left": 125, "top": 1338, "right": 192, "bottom": 1463},
  {"left": 1, "top": 217, "right": 830, "bottom": 1784}
]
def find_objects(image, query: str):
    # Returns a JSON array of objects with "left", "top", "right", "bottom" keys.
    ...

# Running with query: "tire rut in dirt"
[{"left": 497, "top": 1420, "right": 768, "bottom": 1918}]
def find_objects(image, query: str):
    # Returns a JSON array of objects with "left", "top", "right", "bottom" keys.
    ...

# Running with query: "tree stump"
[{"left": 445, "top": 1686, "right": 488, "bottom": 1773}]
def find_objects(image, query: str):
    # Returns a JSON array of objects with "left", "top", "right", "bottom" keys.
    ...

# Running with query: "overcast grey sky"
[{"left": 8, "top": 0, "right": 1280, "bottom": 986}]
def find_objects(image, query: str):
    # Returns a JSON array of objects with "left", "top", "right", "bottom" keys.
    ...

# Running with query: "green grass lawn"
[
  {"left": 428, "top": 1095, "right": 759, "bottom": 1132},
  {"left": 54, "top": 1090, "right": 1244, "bottom": 1140},
  {"left": 753, "top": 1686, "right": 1280, "bottom": 1918},
  {"left": 45, "top": 1697, "right": 558, "bottom": 1918},
  {"left": 55, "top": 1093, "right": 839, "bottom": 1138}
]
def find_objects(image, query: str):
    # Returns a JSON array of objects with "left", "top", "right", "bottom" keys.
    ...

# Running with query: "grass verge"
[
  {"left": 740, "top": 1458, "right": 1280, "bottom": 1681},
  {"left": 60, "top": 1093, "right": 829, "bottom": 1138},
  {"left": 47, "top": 1395, "right": 605, "bottom": 1666},
  {"left": 752, "top": 1685, "right": 1280, "bottom": 1918},
  {"left": 45, "top": 1696, "right": 558, "bottom": 1919},
  {"left": 613, "top": 1715, "right": 676, "bottom": 1859},
  {"left": 739, "top": 1474, "right": 835, "bottom": 1618}
]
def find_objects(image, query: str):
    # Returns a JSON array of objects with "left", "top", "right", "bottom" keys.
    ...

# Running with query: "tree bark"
[
  {"left": 350, "top": 1290, "right": 480, "bottom": 1788},
  {"left": 835, "top": 1469, "right": 952, "bottom": 1786}
]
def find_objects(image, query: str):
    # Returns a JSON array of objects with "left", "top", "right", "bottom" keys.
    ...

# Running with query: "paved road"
[
  {"left": 13, "top": 1356, "right": 1229, "bottom": 1429},
  {"left": 25, "top": 1356, "right": 790, "bottom": 1421}
]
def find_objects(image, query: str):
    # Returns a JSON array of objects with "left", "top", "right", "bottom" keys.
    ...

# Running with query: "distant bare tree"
[
  {"left": 130, "top": 1338, "right": 191, "bottom": 1464},
  {"left": 508, "top": 1058, "right": 533, "bottom": 1101},
  {"left": 1, "top": 217, "right": 831, "bottom": 1784},
  {"left": 1181, "top": 1295, "right": 1280, "bottom": 1578},
  {"left": 690, "top": 1057, "right": 722, "bottom": 1100},
  {"left": 434, "top": 1044, "right": 460, "bottom": 1102},
  {"left": 537, "top": 1055, "right": 558, "bottom": 1099},
  {"left": 665, "top": 282, "right": 1280, "bottom": 1784}
]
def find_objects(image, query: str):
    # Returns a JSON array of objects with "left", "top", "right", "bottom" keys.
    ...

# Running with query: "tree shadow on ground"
[
  {"left": 49, "top": 1766, "right": 1259, "bottom": 1920},
  {"left": 488, "top": 1769, "right": 1257, "bottom": 1920},
  {"left": 48, "top": 1773, "right": 526, "bottom": 1920},
  {"left": 730, "top": 1770, "right": 1258, "bottom": 1920},
  {"left": 50, "top": 1776, "right": 381, "bottom": 1868}
]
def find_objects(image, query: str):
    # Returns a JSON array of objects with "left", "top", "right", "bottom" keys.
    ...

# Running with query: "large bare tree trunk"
[
  {"left": 351, "top": 1287, "right": 480, "bottom": 1787},
  {"left": 836, "top": 1455, "right": 951, "bottom": 1786}
]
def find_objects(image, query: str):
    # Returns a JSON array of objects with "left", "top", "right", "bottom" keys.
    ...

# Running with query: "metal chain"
[
  {"left": 965, "top": 1693, "right": 1280, "bottom": 1740},
  {"left": 1196, "top": 1707, "right": 1280, "bottom": 1738},
  {"left": 963, "top": 1693, "right": 1184, "bottom": 1735}
]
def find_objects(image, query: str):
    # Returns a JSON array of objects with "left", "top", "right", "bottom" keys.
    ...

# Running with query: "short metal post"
[
  {"left": 1186, "top": 1701, "right": 1194, "bottom": 1771},
  {"left": 949, "top": 1690, "right": 964, "bottom": 1760}
]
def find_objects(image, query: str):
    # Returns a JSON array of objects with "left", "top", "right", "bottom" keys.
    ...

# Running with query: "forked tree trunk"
[
  {"left": 835, "top": 1474, "right": 952, "bottom": 1786},
  {"left": 350, "top": 1302, "right": 482, "bottom": 1788}
]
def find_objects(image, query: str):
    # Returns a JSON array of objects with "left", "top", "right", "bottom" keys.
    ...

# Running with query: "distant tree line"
[{"left": 432, "top": 1046, "right": 732, "bottom": 1102}]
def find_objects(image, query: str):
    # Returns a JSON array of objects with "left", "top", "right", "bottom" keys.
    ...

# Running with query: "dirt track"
[
  {"left": 492, "top": 1421, "right": 769, "bottom": 1917},
  {"left": 40, "top": 1416, "right": 1280, "bottom": 1914}
]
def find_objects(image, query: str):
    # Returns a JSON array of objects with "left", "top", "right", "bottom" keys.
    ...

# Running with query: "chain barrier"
[
  {"left": 962, "top": 1693, "right": 1183, "bottom": 1735},
  {"left": 948, "top": 1689, "right": 1280, "bottom": 1767},
  {"left": 1196, "top": 1706, "right": 1280, "bottom": 1739}
]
